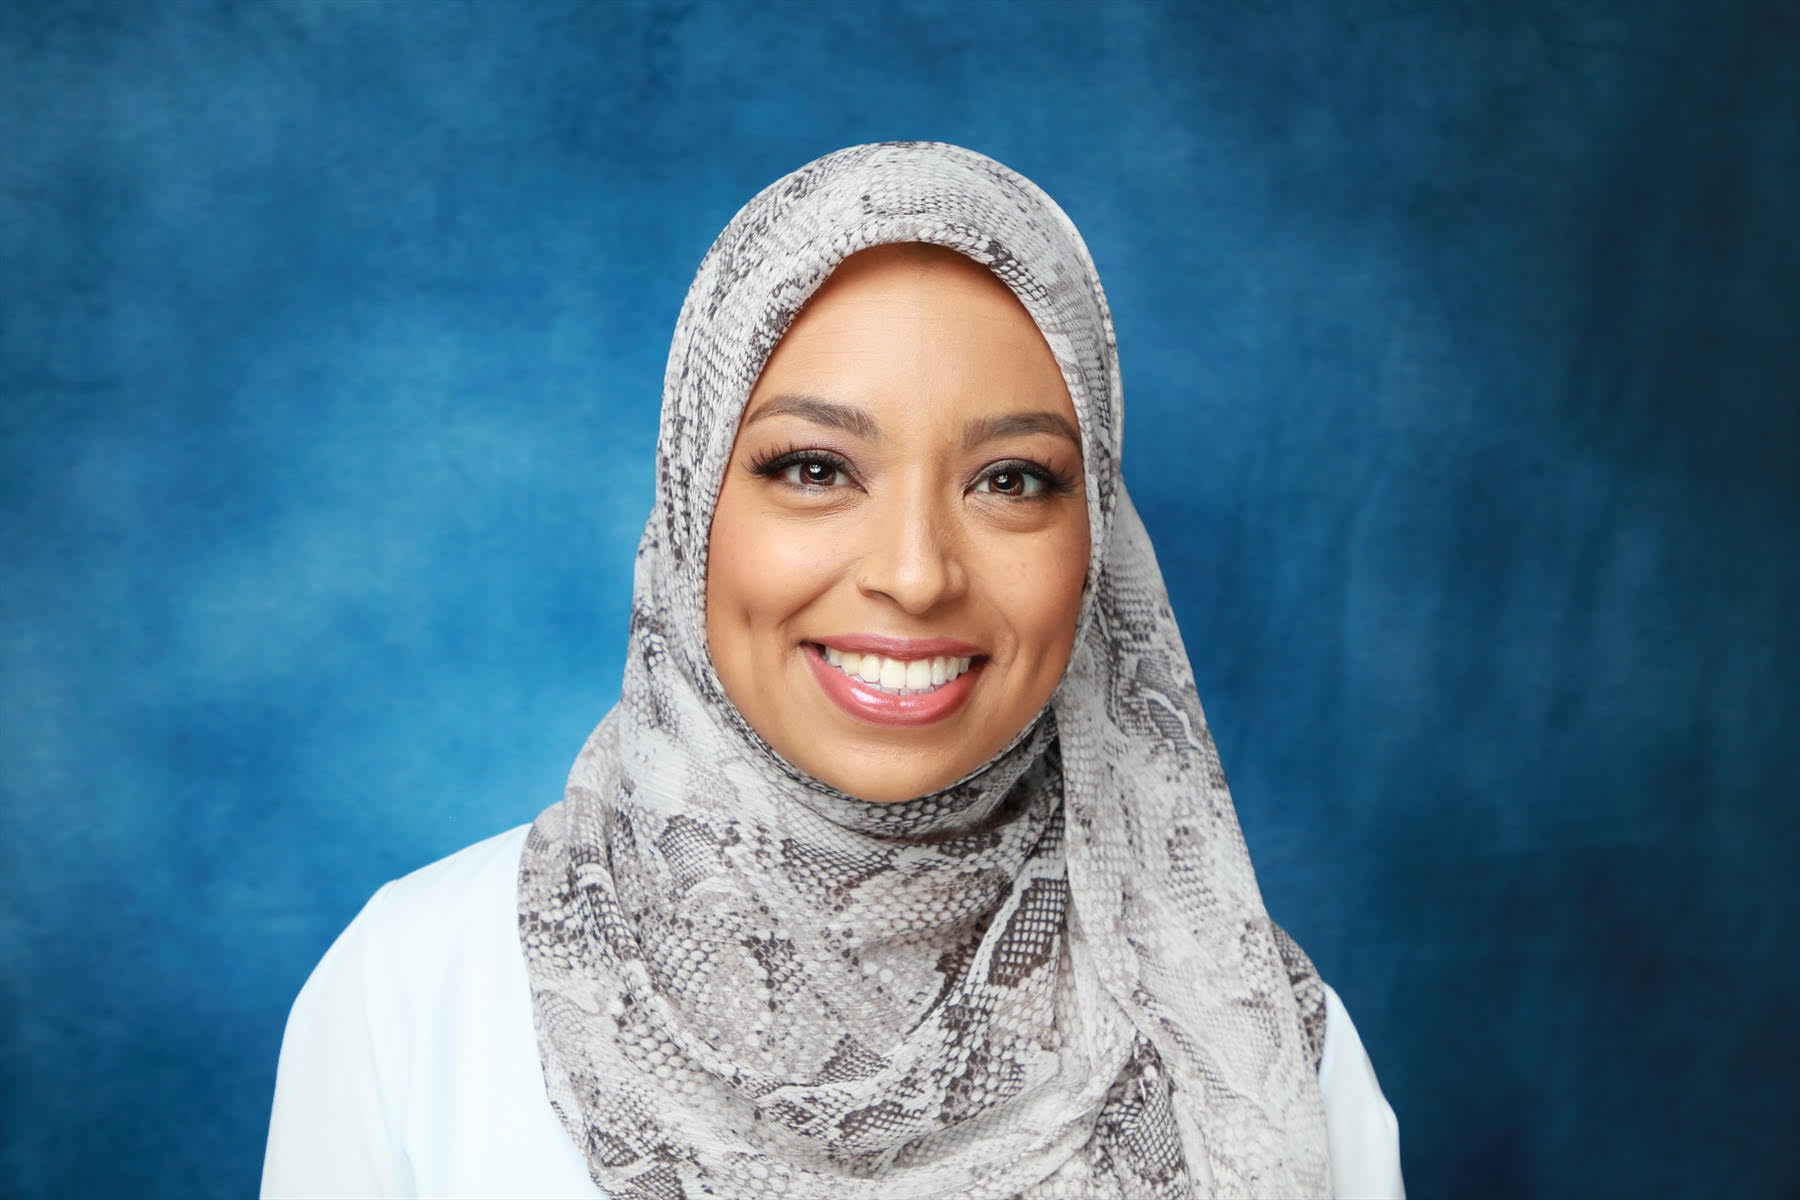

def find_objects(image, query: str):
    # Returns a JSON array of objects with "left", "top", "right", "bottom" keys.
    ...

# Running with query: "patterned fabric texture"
[{"left": 518, "top": 142, "right": 1332, "bottom": 1198}]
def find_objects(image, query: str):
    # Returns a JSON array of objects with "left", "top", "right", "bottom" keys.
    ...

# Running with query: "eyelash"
[
  {"left": 974, "top": 458, "right": 1078, "bottom": 498},
  {"left": 747, "top": 446, "right": 856, "bottom": 489},
  {"left": 746, "top": 446, "right": 1076, "bottom": 499}
]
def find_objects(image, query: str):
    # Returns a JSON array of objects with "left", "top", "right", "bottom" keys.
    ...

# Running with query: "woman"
[{"left": 263, "top": 142, "right": 1402, "bottom": 1198}]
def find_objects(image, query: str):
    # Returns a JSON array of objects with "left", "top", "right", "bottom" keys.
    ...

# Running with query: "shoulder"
[
  {"left": 332, "top": 825, "right": 536, "bottom": 1055},
  {"left": 361, "top": 823, "right": 532, "bottom": 937},
  {"left": 279, "top": 824, "right": 535, "bottom": 1083},
  {"left": 282, "top": 824, "right": 533, "bottom": 1045},
  {"left": 1319, "top": 984, "right": 1406, "bottom": 1200},
  {"left": 266, "top": 824, "right": 597, "bottom": 1199}
]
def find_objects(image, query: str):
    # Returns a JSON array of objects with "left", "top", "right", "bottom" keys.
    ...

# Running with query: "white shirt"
[{"left": 263, "top": 826, "right": 1403, "bottom": 1199}]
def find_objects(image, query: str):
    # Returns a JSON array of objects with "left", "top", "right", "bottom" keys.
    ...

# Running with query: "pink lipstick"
[{"left": 804, "top": 638, "right": 984, "bottom": 727}]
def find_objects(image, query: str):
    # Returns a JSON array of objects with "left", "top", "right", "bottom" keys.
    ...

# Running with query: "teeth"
[{"left": 817, "top": 647, "right": 977, "bottom": 694}]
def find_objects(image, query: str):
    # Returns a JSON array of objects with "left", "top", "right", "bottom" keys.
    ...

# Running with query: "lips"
[
  {"left": 820, "top": 645, "right": 974, "bottom": 693},
  {"left": 805, "top": 638, "right": 985, "bottom": 727}
]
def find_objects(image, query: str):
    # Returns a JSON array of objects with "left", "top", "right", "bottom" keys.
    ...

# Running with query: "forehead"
[
  {"left": 803, "top": 242, "right": 1026, "bottom": 307},
  {"left": 743, "top": 244, "right": 1074, "bottom": 423}
]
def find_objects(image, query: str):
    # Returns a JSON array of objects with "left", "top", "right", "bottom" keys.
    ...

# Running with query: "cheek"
[
  {"left": 704, "top": 493, "right": 837, "bottom": 652},
  {"left": 983, "top": 520, "right": 1090, "bottom": 668}
]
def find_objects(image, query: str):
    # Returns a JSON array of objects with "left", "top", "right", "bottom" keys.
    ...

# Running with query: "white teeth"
[{"left": 818, "top": 647, "right": 977, "bottom": 694}]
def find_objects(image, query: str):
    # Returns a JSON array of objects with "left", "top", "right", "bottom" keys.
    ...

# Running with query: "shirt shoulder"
[
  {"left": 264, "top": 824, "right": 600, "bottom": 1199},
  {"left": 1319, "top": 984, "right": 1406, "bottom": 1200},
  {"left": 362, "top": 824, "right": 533, "bottom": 944}
]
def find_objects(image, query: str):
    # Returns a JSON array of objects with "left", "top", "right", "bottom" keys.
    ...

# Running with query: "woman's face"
[{"left": 705, "top": 244, "right": 1090, "bottom": 804}]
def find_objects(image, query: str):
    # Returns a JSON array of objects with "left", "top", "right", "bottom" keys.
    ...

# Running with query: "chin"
[
  {"left": 802, "top": 755, "right": 946, "bottom": 805},
  {"left": 805, "top": 733, "right": 991, "bottom": 805},
  {"left": 842, "top": 776, "right": 950, "bottom": 805}
]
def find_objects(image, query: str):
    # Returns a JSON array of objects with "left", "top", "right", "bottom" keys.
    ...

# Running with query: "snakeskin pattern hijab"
[{"left": 518, "top": 142, "right": 1331, "bottom": 1198}]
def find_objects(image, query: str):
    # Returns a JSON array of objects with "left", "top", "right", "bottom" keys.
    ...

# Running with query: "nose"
[{"left": 853, "top": 482, "right": 968, "bottom": 615}]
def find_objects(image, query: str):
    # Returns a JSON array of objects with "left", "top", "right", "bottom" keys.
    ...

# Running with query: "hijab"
[{"left": 518, "top": 142, "right": 1331, "bottom": 1199}]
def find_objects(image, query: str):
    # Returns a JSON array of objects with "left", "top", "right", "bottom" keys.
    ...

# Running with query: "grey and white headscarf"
[{"left": 519, "top": 142, "right": 1331, "bottom": 1199}]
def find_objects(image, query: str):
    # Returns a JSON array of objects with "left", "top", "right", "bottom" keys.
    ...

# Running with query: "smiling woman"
[
  {"left": 262, "top": 144, "right": 1402, "bottom": 1199},
  {"left": 707, "top": 245, "right": 1090, "bottom": 803}
]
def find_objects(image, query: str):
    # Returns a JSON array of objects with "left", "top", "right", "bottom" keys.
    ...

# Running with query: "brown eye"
[
  {"left": 780, "top": 458, "right": 844, "bottom": 487},
  {"left": 975, "top": 465, "right": 1046, "bottom": 498}
]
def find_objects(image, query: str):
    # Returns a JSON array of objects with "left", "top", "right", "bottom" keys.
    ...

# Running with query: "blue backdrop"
[{"left": 3, "top": 2, "right": 1796, "bottom": 1195}]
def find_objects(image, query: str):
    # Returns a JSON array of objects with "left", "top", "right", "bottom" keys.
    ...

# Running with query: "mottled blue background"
[{"left": 3, "top": 1, "right": 1796, "bottom": 1196}]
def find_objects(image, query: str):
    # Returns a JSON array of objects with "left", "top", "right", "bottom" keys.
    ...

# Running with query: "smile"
[
  {"left": 819, "top": 646, "right": 974, "bottom": 695},
  {"left": 804, "top": 640, "right": 985, "bottom": 727}
]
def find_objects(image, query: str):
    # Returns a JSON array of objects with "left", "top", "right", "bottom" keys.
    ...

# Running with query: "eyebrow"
[
  {"left": 743, "top": 394, "right": 882, "bottom": 440},
  {"left": 742, "top": 393, "right": 1082, "bottom": 457},
  {"left": 962, "top": 410, "right": 1083, "bottom": 455}
]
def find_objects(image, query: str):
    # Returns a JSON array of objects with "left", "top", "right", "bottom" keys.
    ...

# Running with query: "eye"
[
  {"left": 748, "top": 447, "right": 857, "bottom": 490},
  {"left": 974, "top": 463, "right": 1049, "bottom": 498},
  {"left": 781, "top": 457, "right": 846, "bottom": 488}
]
